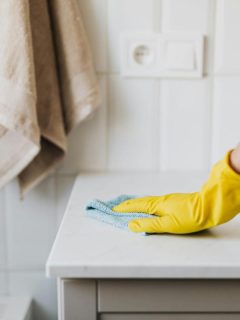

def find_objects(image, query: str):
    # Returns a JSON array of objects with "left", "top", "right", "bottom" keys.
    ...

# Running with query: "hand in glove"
[{"left": 113, "top": 150, "right": 240, "bottom": 234}]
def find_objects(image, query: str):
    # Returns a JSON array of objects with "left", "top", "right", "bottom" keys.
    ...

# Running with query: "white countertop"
[{"left": 46, "top": 172, "right": 240, "bottom": 279}]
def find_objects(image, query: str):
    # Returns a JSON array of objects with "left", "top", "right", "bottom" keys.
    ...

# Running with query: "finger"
[
  {"left": 128, "top": 216, "right": 174, "bottom": 233},
  {"left": 112, "top": 196, "right": 161, "bottom": 214}
]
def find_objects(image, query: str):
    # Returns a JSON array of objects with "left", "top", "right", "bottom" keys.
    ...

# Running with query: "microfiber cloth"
[{"left": 85, "top": 195, "right": 153, "bottom": 233}]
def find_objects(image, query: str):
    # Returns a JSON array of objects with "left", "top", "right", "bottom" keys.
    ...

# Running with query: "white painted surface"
[
  {"left": 215, "top": 0, "right": 240, "bottom": 74},
  {"left": 212, "top": 77, "right": 240, "bottom": 163},
  {"left": 0, "top": 296, "right": 31, "bottom": 320},
  {"left": 108, "top": 0, "right": 157, "bottom": 72},
  {"left": 59, "top": 76, "right": 107, "bottom": 174},
  {"left": 160, "top": 79, "right": 211, "bottom": 171},
  {"left": 47, "top": 173, "right": 240, "bottom": 279},
  {"left": 0, "top": 190, "right": 5, "bottom": 270},
  {"left": 5, "top": 179, "right": 57, "bottom": 269},
  {"left": 80, "top": 0, "right": 107, "bottom": 72},
  {"left": 162, "top": 0, "right": 210, "bottom": 33},
  {"left": 108, "top": 76, "right": 157, "bottom": 170},
  {"left": 55, "top": 176, "right": 75, "bottom": 227},
  {"left": 0, "top": 0, "right": 240, "bottom": 318},
  {"left": 9, "top": 272, "right": 57, "bottom": 320},
  {"left": 0, "top": 274, "right": 7, "bottom": 296}
]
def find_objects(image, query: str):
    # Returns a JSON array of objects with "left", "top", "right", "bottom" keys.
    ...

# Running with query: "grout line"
[
  {"left": 154, "top": 0, "right": 162, "bottom": 33},
  {"left": 208, "top": 0, "right": 217, "bottom": 167},
  {"left": 153, "top": 0, "right": 162, "bottom": 171},
  {"left": 105, "top": 0, "right": 111, "bottom": 171},
  {"left": 157, "top": 0, "right": 164, "bottom": 172},
  {"left": 152, "top": 80, "right": 161, "bottom": 172},
  {"left": 55, "top": 172, "right": 76, "bottom": 177},
  {"left": 53, "top": 173, "right": 59, "bottom": 235},
  {"left": 103, "top": 75, "right": 109, "bottom": 172},
  {"left": 212, "top": 73, "right": 240, "bottom": 77},
  {"left": 158, "top": 80, "right": 167, "bottom": 172},
  {"left": 2, "top": 186, "right": 10, "bottom": 294},
  {"left": 160, "top": 0, "right": 166, "bottom": 32},
  {"left": 98, "top": 71, "right": 240, "bottom": 77},
  {"left": 97, "top": 71, "right": 119, "bottom": 76}
]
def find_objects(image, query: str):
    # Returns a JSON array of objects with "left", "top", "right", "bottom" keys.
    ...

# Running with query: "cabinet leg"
[{"left": 57, "top": 279, "right": 97, "bottom": 320}]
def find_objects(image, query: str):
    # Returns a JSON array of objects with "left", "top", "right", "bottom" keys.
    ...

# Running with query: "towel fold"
[
  {"left": 0, "top": 0, "right": 100, "bottom": 194},
  {"left": 86, "top": 195, "right": 153, "bottom": 232}
]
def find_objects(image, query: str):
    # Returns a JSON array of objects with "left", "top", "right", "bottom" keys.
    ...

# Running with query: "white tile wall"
[
  {"left": 159, "top": 79, "right": 211, "bottom": 171},
  {"left": 0, "top": 189, "right": 7, "bottom": 296},
  {"left": 9, "top": 271, "right": 57, "bottom": 320},
  {"left": 215, "top": 0, "right": 240, "bottom": 74},
  {"left": 212, "top": 77, "right": 240, "bottom": 162},
  {"left": 59, "top": 76, "right": 107, "bottom": 173},
  {"left": 108, "top": 76, "right": 158, "bottom": 170},
  {"left": 0, "top": 189, "right": 6, "bottom": 269},
  {"left": 55, "top": 176, "right": 75, "bottom": 226},
  {"left": 80, "top": 0, "right": 108, "bottom": 72},
  {"left": 108, "top": 0, "right": 157, "bottom": 72},
  {"left": 1, "top": 0, "right": 240, "bottom": 319},
  {"left": 162, "top": 0, "right": 213, "bottom": 75},
  {"left": 5, "top": 178, "right": 56, "bottom": 269},
  {"left": 162, "top": 0, "right": 210, "bottom": 32},
  {"left": 0, "top": 273, "right": 7, "bottom": 294}
]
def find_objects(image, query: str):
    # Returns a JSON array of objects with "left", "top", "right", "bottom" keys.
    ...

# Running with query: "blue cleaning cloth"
[{"left": 85, "top": 195, "right": 153, "bottom": 232}]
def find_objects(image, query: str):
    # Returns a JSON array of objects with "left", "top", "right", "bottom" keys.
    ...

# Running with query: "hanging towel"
[
  {"left": 0, "top": 0, "right": 101, "bottom": 195},
  {"left": 86, "top": 195, "right": 153, "bottom": 232}
]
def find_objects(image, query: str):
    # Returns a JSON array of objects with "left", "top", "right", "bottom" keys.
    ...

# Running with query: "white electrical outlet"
[
  {"left": 120, "top": 32, "right": 204, "bottom": 79},
  {"left": 120, "top": 32, "right": 161, "bottom": 78}
]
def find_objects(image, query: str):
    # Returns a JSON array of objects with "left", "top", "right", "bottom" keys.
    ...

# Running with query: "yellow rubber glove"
[{"left": 113, "top": 150, "right": 240, "bottom": 234}]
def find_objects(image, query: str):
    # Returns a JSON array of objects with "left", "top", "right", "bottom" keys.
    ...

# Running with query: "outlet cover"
[
  {"left": 120, "top": 32, "right": 161, "bottom": 78},
  {"left": 120, "top": 32, "right": 204, "bottom": 79},
  {"left": 162, "top": 33, "right": 204, "bottom": 78}
]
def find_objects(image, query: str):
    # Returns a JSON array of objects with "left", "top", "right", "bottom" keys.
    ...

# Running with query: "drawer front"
[
  {"left": 100, "top": 314, "right": 240, "bottom": 320},
  {"left": 98, "top": 280, "right": 240, "bottom": 312}
]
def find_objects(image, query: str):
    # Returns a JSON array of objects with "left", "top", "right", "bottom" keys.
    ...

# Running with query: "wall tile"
[
  {"left": 58, "top": 76, "right": 107, "bottom": 173},
  {"left": 56, "top": 176, "right": 75, "bottom": 227},
  {"left": 9, "top": 271, "right": 57, "bottom": 320},
  {"left": 0, "top": 189, "right": 6, "bottom": 269},
  {"left": 212, "top": 77, "right": 240, "bottom": 163},
  {"left": 162, "top": 0, "right": 210, "bottom": 32},
  {"left": 162, "top": 0, "right": 213, "bottom": 76},
  {"left": 108, "top": 76, "right": 158, "bottom": 170},
  {"left": 159, "top": 79, "right": 211, "bottom": 171},
  {"left": 108, "top": 0, "right": 157, "bottom": 72},
  {"left": 78, "top": 0, "right": 107, "bottom": 72},
  {"left": 0, "top": 272, "right": 7, "bottom": 295},
  {"left": 215, "top": 0, "right": 240, "bottom": 74},
  {"left": 5, "top": 178, "right": 57, "bottom": 269}
]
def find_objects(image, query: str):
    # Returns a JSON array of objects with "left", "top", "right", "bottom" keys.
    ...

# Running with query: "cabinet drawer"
[
  {"left": 100, "top": 314, "right": 240, "bottom": 320},
  {"left": 98, "top": 280, "right": 240, "bottom": 312}
]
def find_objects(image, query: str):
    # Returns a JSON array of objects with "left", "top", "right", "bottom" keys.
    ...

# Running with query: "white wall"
[{"left": 1, "top": 0, "right": 240, "bottom": 318}]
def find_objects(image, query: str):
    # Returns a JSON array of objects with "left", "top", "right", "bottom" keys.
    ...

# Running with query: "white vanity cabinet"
[
  {"left": 46, "top": 173, "right": 240, "bottom": 320},
  {"left": 100, "top": 315, "right": 240, "bottom": 320}
]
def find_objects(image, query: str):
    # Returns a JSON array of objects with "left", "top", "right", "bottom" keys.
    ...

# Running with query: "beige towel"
[{"left": 0, "top": 0, "right": 101, "bottom": 195}]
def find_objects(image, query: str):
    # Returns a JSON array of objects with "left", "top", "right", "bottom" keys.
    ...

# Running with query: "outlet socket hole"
[{"left": 133, "top": 45, "right": 153, "bottom": 65}]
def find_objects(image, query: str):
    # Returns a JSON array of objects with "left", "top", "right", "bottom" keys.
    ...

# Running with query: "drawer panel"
[
  {"left": 100, "top": 314, "right": 240, "bottom": 320},
  {"left": 98, "top": 280, "right": 240, "bottom": 312}
]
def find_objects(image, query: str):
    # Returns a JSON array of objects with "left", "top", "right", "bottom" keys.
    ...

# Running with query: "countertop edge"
[{"left": 46, "top": 265, "right": 240, "bottom": 279}]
